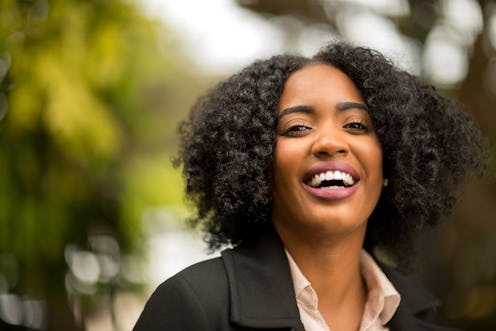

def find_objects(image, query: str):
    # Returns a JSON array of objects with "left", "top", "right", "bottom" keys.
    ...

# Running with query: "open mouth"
[{"left": 305, "top": 170, "right": 357, "bottom": 189}]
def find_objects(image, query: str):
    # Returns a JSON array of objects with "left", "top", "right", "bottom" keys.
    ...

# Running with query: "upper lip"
[{"left": 303, "top": 161, "right": 360, "bottom": 184}]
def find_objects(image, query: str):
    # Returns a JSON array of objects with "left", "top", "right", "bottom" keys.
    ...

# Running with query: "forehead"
[{"left": 279, "top": 64, "right": 363, "bottom": 108}]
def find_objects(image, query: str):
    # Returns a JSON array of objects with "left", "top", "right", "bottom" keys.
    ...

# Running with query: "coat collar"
[
  {"left": 382, "top": 265, "right": 459, "bottom": 331},
  {"left": 221, "top": 225, "right": 456, "bottom": 331},
  {"left": 221, "top": 225, "right": 304, "bottom": 330}
]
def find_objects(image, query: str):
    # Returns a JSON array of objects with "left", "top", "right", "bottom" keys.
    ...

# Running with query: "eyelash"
[
  {"left": 343, "top": 120, "right": 369, "bottom": 132},
  {"left": 279, "top": 120, "right": 370, "bottom": 137},
  {"left": 281, "top": 124, "right": 312, "bottom": 137}
]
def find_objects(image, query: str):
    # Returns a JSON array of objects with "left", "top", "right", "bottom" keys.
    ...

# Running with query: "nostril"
[
  {"left": 311, "top": 134, "right": 350, "bottom": 157},
  {"left": 316, "top": 148, "right": 347, "bottom": 156}
]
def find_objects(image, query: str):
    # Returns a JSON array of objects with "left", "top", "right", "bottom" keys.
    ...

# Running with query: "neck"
[
  {"left": 273, "top": 220, "right": 367, "bottom": 330},
  {"left": 279, "top": 224, "right": 366, "bottom": 304}
]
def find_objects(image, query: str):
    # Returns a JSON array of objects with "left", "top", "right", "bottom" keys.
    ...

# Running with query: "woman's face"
[{"left": 272, "top": 64, "right": 384, "bottom": 239}]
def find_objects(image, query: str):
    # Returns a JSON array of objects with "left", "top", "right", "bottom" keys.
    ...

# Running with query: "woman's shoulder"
[
  {"left": 380, "top": 263, "right": 440, "bottom": 313},
  {"left": 379, "top": 264, "right": 462, "bottom": 331},
  {"left": 133, "top": 256, "right": 231, "bottom": 331},
  {"left": 155, "top": 256, "right": 228, "bottom": 299}
]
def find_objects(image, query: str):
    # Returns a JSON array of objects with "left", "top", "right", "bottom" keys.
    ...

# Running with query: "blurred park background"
[{"left": 0, "top": 0, "right": 495, "bottom": 330}]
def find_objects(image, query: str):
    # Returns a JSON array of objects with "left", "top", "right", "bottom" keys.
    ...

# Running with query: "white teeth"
[
  {"left": 319, "top": 173, "right": 326, "bottom": 182},
  {"left": 342, "top": 173, "right": 354, "bottom": 186},
  {"left": 308, "top": 170, "right": 356, "bottom": 188},
  {"left": 325, "top": 171, "right": 333, "bottom": 181}
]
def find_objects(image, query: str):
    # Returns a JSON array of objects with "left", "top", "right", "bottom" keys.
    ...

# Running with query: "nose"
[{"left": 310, "top": 127, "right": 349, "bottom": 158}]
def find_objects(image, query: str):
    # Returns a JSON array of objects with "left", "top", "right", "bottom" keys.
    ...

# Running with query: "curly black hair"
[{"left": 175, "top": 42, "right": 486, "bottom": 266}]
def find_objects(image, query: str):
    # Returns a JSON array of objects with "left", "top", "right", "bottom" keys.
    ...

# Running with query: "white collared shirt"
[{"left": 285, "top": 249, "right": 401, "bottom": 331}]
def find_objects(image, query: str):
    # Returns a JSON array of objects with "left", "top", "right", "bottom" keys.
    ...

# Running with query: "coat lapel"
[
  {"left": 383, "top": 265, "right": 459, "bottom": 331},
  {"left": 221, "top": 225, "right": 304, "bottom": 330},
  {"left": 222, "top": 225, "right": 458, "bottom": 331}
]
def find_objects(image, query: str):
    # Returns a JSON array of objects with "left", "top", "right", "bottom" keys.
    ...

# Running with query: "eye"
[
  {"left": 343, "top": 121, "right": 369, "bottom": 132},
  {"left": 280, "top": 124, "right": 313, "bottom": 137}
]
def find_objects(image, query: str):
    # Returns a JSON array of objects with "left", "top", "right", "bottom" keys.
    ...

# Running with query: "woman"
[{"left": 133, "top": 42, "right": 486, "bottom": 331}]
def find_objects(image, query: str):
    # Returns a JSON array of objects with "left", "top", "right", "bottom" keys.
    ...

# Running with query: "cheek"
[
  {"left": 272, "top": 140, "right": 302, "bottom": 193},
  {"left": 368, "top": 144, "right": 384, "bottom": 192},
  {"left": 371, "top": 144, "right": 383, "bottom": 175},
  {"left": 356, "top": 139, "right": 383, "bottom": 181}
]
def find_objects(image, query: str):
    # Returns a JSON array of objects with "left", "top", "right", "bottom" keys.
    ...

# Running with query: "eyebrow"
[
  {"left": 336, "top": 102, "right": 368, "bottom": 112},
  {"left": 278, "top": 105, "right": 314, "bottom": 120},
  {"left": 278, "top": 102, "right": 368, "bottom": 120}
]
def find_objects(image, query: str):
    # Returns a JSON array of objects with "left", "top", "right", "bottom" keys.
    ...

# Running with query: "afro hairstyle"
[{"left": 175, "top": 42, "right": 486, "bottom": 266}]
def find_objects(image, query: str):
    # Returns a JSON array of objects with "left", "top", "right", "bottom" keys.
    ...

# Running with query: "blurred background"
[{"left": 0, "top": 0, "right": 495, "bottom": 330}]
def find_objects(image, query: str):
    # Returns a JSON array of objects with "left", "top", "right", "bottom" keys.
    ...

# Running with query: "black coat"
[{"left": 133, "top": 227, "right": 459, "bottom": 331}]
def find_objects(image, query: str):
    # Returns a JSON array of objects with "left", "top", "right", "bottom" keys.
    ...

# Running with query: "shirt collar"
[
  {"left": 285, "top": 249, "right": 401, "bottom": 325},
  {"left": 285, "top": 250, "right": 318, "bottom": 310},
  {"left": 360, "top": 250, "right": 401, "bottom": 326}
]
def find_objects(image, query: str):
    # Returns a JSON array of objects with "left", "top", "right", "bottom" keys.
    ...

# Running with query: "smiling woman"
[
  {"left": 273, "top": 65, "right": 383, "bottom": 242},
  {"left": 133, "top": 42, "right": 486, "bottom": 331}
]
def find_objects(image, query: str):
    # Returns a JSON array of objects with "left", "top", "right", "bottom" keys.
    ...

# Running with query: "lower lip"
[{"left": 303, "top": 183, "right": 359, "bottom": 200}]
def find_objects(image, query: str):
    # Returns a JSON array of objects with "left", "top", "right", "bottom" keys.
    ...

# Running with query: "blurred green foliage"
[
  {"left": 0, "top": 0, "right": 194, "bottom": 329},
  {"left": 1, "top": 0, "right": 494, "bottom": 330}
]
